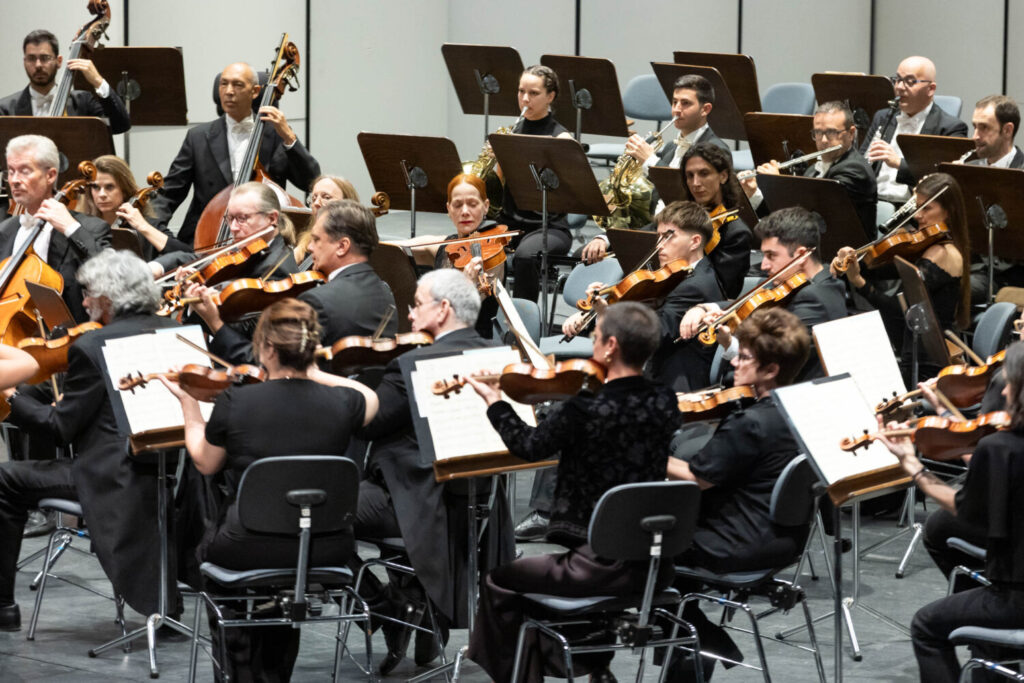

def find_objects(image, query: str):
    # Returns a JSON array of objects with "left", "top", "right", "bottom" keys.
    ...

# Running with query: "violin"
[
  {"left": 432, "top": 359, "right": 607, "bottom": 405},
  {"left": 875, "top": 349, "right": 1007, "bottom": 417},
  {"left": 705, "top": 205, "right": 739, "bottom": 255},
  {"left": 834, "top": 222, "right": 950, "bottom": 272},
  {"left": 445, "top": 224, "right": 514, "bottom": 271},
  {"left": 112, "top": 170, "right": 164, "bottom": 231},
  {"left": 160, "top": 271, "right": 326, "bottom": 321},
  {"left": 840, "top": 411, "right": 1011, "bottom": 461},
  {"left": 118, "top": 363, "right": 266, "bottom": 402},
  {"left": 677, "top": 385, "right": 755, "bottom": 422},
  {"left": 17, "top": 321, "right": 102, "bottom": 385},
  {"left": 192, "top": 35, "right": 304, "bottom": 250},
  {"left": 317, "top": 331, "right": 434, "bottom": 374}
]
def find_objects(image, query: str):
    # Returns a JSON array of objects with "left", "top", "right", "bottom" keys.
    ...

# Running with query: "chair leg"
[
  {"left": 26, "top": 527, "right": 62, "bottom": 640},
  {"left": 800, "top": 591, "right": 828, "bottom": 683},
  {"left": 188, "top": 594, "right": 202, "bottom": 683}
]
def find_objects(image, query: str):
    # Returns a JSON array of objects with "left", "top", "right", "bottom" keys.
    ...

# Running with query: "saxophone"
[
  {"left": 595, "top": 118, "right": 678, "bottom": 229},
  {"left": 463, "top": 108, "right": 527, "bottom": 217}
]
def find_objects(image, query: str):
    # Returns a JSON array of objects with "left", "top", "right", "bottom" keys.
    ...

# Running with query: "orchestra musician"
[
  {"left": 463, "top": 301, "right": 680, "bottom": 683},
  {"left": 0, "top": 134, "right": 110, "bottom": 323},
  {"left": 78, "top": 154, "right": 190, "bottom": 258},
  {"left": 355, "top": 268, "right": 512, "bottom": 675},
  {"left": 742, "top": 101, "right": 878, "bottom": 239},
  {"left": 967, "top": 95, "right": 1024, "bottom": 168},
  {"left": 861, "top": 55, "right": 968, "bottom": 205},
  {"left": 147, "top": 62, "right": 320, "bottom": 245},
  {"left": 665, "top": 307, "right": 811, "bottom": 681},
  {"left": 0, "top": 249, "right": 178, "bottom": 632},
  {"left": 160, "top": 298, "right": 379, "bottom": 683},
  {"left": 876, "top": 341, "right": 1024, "bottom": 683},
  {"left": 679, "top": 206, "right": 846, "bottom": 382},
  {"left": 289, "top": 174, "right": 359, "bottom": 262},
  {"left": 190, "top": 197, "right": 397, "bottom": 361},
  {"left": 0, "top": 30, "right": 131, "bottom": 134},
  {"left": 497, "top": 65, "right": 575, "bottom": 303},
  {"left": 831, "top": 172, "right": 970, "bottom": 378}
]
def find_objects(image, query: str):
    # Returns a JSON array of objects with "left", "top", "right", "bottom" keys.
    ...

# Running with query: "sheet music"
[
  {"left": 491, "top": 278, "right": 550, "bottom": 368},
  {"left": 101, "top": 325, "right": 214, "bottom": 434},
  {"left": 774, "top": 374, "right": 898, "bottom": 486},
  {"left": 409, "top": 346, "right": 536, "bottom": 461},
  {"left": 813, "top": 311, "right": 906, "bottom": 406}
]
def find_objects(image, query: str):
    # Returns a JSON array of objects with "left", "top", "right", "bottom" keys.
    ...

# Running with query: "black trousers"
[
  {"left": 924, "top": 508, "right": 988, "bottom": 582},
  {"left": 912, "top": 586, "right": 1024, "bottom": 683},
  {"left": 511, "top": 228, "right": 573, "bottom": 302},
  {"left": 0, "top": 459, "right": 76, "bottom": 604}
]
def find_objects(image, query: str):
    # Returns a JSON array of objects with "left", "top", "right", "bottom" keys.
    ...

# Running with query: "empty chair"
[
  {"left": 934, "top": 95, "right": 964, "bottom": 119},
  {"left": 588, "top": 74, "right": 673, "bottom": 164},
  {"left": 761, "top": 83, "right": 816, "bottom": 116}
]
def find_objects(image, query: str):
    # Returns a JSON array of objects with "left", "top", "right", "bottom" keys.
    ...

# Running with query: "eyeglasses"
[
  {"left": 735, "top": 351, "right": 757, "bottom": 364},
  {"left": 407, "top": 299, "right": 442, "bottom": 315},
  {"left": 890, "top": 75, "right": 933, "bottom": 88},
  {"left": 306, "top": 192, "right": 340, "bottom": 208},
  {"left": 23, "top": 54, "right": 56, "bottom": 65},
  {"left": 810, "top": 128, "right": 848, "bottom": 140},
  {"left": 224, "top": 211, "right": 267, "bottom": 225}
]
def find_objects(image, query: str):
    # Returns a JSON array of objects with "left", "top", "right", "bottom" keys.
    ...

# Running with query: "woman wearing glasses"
[{"left": 287, "top": 174, "right": 359, "bottom": 263}]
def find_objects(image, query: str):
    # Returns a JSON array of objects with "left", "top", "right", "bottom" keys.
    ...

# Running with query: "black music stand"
[
  {"left": 648, "top": 165, "right": 759, "bottom": 230},
  {"left": 653, "top": 62, "right": 745, "bottom": 141},
  {"left": 757, "top": 175, "right": 867, "bottom": 263},
  {"left": 540, "top": 55, "right": 627, "bottom": 141},
  {"left": 898, "top": 134, "right": 976, "bottom": 182},
  {"left": 606, "top": 228, "right": 657, "bottom": 273},
  {"left": 368, "top": 243, "right": 419, "bottom": 334},
  {"left": 489, "top": 134, "right": 608, "bottom": 327},
  {"left": 72, "top": 46, "right": 188, "bottom": 165},
  {"left": 811, "top": 73, "right": 895, "bottom": 138},
  {"left": 442, "top": 44, "right": 524, "bottom": 142},
  {"left": 0, "top": 117, "right": 112, "bottom": 186},
  {"left": 672, "top": 51, "right": 762, "bottom": 131},
  {"left": 938, "top": 162, "right": 1024, "bottom": 302},
  {"left": 356, "top": 133, "right": 462, "bottom": 239},
  {"left": 744, "top": 113, "right": 816, "bottom": 167}
]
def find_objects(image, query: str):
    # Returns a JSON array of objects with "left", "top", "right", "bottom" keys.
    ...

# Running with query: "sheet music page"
[
  {"left": 409, "top": 346, "right": 536, "bottom": 461},
  {"left": 101, "top": 325, "right": 214, "bottom": 434},
  {"left": 492, "top": 279, "right": 550, "bottom": 368},
  {"left": 774, "top": 375, "right": 898, "bottom": 486},
  {"left": 813, "top": 311, "right": 906, "bottom": 407}
]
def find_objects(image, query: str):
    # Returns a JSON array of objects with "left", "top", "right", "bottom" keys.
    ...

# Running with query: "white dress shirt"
[
  {"left": 29, "top": 80, "right": 110, "bottom": 116},
  {"left": 225, "top": 113, "right": 256, "bottom": 178},
  {"left": 14, "top": 213, "right": 80, "bottom": 262},
  {"left": 876, "top": 102, "right": 933, "bottom": 202}
]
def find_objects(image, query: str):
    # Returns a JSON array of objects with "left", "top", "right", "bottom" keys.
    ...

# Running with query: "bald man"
[
  {"left": 860, "top": 55, "right": 968, "bottom": 205},
  {"left": 148, "top": 62, "right": 320, "bottom": 245}
]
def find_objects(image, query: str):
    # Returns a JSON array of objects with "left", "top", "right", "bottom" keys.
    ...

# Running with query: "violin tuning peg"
[{"left": 862, "top": 428, "right": 869, "bottom": 435}]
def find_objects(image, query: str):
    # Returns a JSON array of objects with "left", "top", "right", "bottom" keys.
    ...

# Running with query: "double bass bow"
[{"left": 192, "top": 34, "right": 304, "bottom": 250}]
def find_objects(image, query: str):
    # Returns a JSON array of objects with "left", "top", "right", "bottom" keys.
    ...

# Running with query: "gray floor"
[{"left": 0, "top": 486, "right": 956, "bottom": 682}]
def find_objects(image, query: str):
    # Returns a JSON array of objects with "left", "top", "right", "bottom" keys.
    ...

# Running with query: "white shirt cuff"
[
  {"left": 749, "top": 187, "right": 764, "bottom": 211},
  {"left": 64, "top": 221, "right": 80, "bottom": 237},
  {"left": 95, "top": 80, "right": 110, "bottom": 98},
  {"left": 283, "top": 138, "right": 297, "bottom": 150},
  {"left": 720, "top": 336, "right": 740, "bottom": 360}
]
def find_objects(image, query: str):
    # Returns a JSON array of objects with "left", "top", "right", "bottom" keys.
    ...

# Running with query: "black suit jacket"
[
  {"left": 0, "top": 210, "right": 110, "bottom": 322},
  {"left": 359, "top": 327, "right": 514, "bottom": 625},
  {"left": 784, "top": 268, "right": 847, "bottom": 381},
  {"left": 148, "top": 118, "right": 321, "bottom": 245},
  {"left": 8, "top": 313, "right": 180, "bottom": 615},
  {"left": 650, "top": 258, "right": 725, "bottom": 391},
  {"left": 803, "top": 146, "right": 878, "bottom": 239},
  {"left": 860, "top": 104, "right": 968, "bottom": 186},
  {"left": 0, "top": 85, "right": 131, "bottom": 134},
  {"left": 709, "top": 216, "right": 753, "bottom": 299}
]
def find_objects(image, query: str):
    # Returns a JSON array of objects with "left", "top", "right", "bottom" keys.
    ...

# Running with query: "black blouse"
[{"left": 499, "top": 112, "right": 570, "bottom": 234}]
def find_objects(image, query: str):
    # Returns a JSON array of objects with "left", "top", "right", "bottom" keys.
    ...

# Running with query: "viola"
[
  {"left": 577, "top": 258, "right": 693, "bottom": 312},
  {"left": 432, "top": 359, "right": 607, "bottom": 405},
  {"left": 444, "top": 224, "right": 514, "bottom": 271},
  {"left": 192, "top": 36, "right": 304, "bottom": 250},
  {"left": 677, "top": 385, "right": 755, "bottom": 422},
  {"left": 840, "top": 411, "right": 1011, "bottom": 461},
  {"left": 705, "top": 204, "right": 739, "bottom": 255},
  {"left": 118, "top": 363, "right": 266, "bottom": 402},
  {"left": 161, "top": 271, "right": 325, "bottom": 321},
  {"left": 17, "top": 321, "right": 102, "bottom": 385},
  {"left": 316, "top": 331, "right": 434, "bottom": 374}
]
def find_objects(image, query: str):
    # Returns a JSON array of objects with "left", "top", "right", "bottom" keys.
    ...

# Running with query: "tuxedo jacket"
[
  {"left": 0, "top": 210, "right": 110, "bottom": 322},
  {"left": 0, "top": 85, "right": 131, "bottom": 134},
  {"left": 803, "top": 146, "right": 878, "bottom": 239},
  {"left": 148, "top": 118, "right": 321, "bottom": 245},
  {"left": 860, "top": 104, "right": 968, "bottom": 186}
]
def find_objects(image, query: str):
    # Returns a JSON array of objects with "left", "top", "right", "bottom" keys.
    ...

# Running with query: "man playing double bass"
[{"left": 148, "top": 62, "right": 320, "bottom": 245}]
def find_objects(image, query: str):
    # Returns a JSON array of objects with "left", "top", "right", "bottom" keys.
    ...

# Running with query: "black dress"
[
  {"left": 467, "top": 376, "right": 682, "bottom": 683},
  {"left": 200, "top": 378, "right": 366, "bottom": 682}
]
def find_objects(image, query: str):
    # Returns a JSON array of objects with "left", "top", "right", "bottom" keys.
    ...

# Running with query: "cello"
[{"left": 192, "top": 34, "right": 304, "bottom": 250}]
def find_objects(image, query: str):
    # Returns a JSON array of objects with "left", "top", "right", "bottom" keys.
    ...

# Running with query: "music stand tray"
[
  {"left": 368, "top": 243, "right": 419, "bottom": 334},
  {"left": 606, "top": 228, "right": 658, "bottom": 274},
  {"left": 894, "top": 255, "right": 952, "bottom": 369},
  {"left": 540, "top": 55, "right": 627, "bottom": 138},
  {"left": 811, "top": 73, "right": 895, "bottom": 134},
  {"left": 899, "top": 135, "right": 975, "bottom": 182},
  {"left": 744, "top": 113, "right": 816, "bottom": 167},
  {"left": 653, "top": 62, "right": 745, "bottom": 141},
  {"left": 0, "top": 117, "right": 112, "bottom": 187},
  {"left": 672, "top": 51, "right": 761, "bottom": 125},
  {"left": 357, "top": 133, "right": 461, "bottom": 213},
  {"left": 938, "top": 162, "right": 1024, "bottom": 260},
  {"left": 72, "top": 46, "right": 187, "bottom": 126},
  {"left": 442, "top": 44, "right": 524, "bottom": 118}
]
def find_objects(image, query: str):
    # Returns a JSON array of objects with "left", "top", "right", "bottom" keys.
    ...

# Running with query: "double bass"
[
  {"left": 47, "top": 2, "right": 112, "bottom": 118},
  {"left": 192, "top": 34, "right": 304, "bottom": 250}
]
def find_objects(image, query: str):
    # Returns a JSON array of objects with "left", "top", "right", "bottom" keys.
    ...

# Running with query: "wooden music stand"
[
  {"left": 356, "top": 133, "right": 462, "bottom": 239},
  {"left": 0, "top": 117, "right": 112, "bottom": 186},
  {"left": 894, "top": 255, "right": 952, "bottom": 373},
  {"left": 540, "top": 55, "right": 627, "bottom": 140},
  {"left": 743, "top": 113, "right": 816, "bottom": 167},
  {"left": 653, "top": 62, "right": 745, "bottom": 141},
  {"left": 811, "top": 73, "right": 895, "bottom": 136},
  {"left": 72, "top": 47, "right": 188, "bottom": 126},
  {"left": 368, "top": 242, "right": 419, "bottom": 334},
  {"left": 672, "top": 51, "right": 761, "bottom": 127},
  {"left": 648, "top": 165, "right": 759, "bottom": 229},
  {"left": 606, "top": 227, "right": 658, "bottom": 274},
  {"left": 898, "top": 134, "right": 975, "bottom": 182},
  {"left": 442, "top": 44, "right": 524, "bottom": 141},
  {"left": 757, "top": 174, "right": 869, "bottom": 262},
  {"left": 488, "top": 134, "right": 608, "bottom": 325}
]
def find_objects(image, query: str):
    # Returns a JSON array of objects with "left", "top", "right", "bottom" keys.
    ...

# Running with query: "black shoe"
[
  {"left": 23, "top": 510, "right": 55, "bottom": 538},
  {"left": 588, "top": 665, "right": 617, "bottom": 683},
  {"left": 0, "top": 603, "right": 20, "bottom": 631},
  {"left": 514, "top": 510, "right": 550, "bottom": 542},
  {"left": 378, "top": 601, "right": 425, "bottom": 675},
  {"left": 414, "top": 615, "right": 449, "bottom": 666}
]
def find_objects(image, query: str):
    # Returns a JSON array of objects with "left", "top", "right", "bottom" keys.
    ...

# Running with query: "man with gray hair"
[
  {"left": 355, "top": 267, "right": 512, "bottom": 674},
  {"left": 148, "top": 61, "right": 320, "bottom": 246},
  {"left": 0, "top": 249, "right": 179, "bottom": 631},
  {"left": 0, "top": 134, "right": 110, "bottom": 322}
]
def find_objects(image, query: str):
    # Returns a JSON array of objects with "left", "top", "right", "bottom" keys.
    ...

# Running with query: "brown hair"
[
  {"left": 734, "top": 308, "right": 811, "bottom": 386},
  {"left": 317, "top": 199, "right": 379, "bottom": 257},
  {"left": 80, "top": 155, "right": 145, "bottom": 219},
  {"left": 976, "top": 94, "right": 1020, "bottom": 140},
  {"left": 680, "top": 143, "right": 743, "bottom": 210},
  {"left": 1004, "top": 342, "right": 1024, "bottom": 430},
  {"left": 597, "top": 302, "right": 660, "bottom": 369},
  {"left": 915, "top": 173, "right": 970, "bottom": 329},
  {"left": 522, "top": 65, "right": 559, "bottom": 97},
  {"left": 446, "top": 173, "right": 487, "bottom": 202},
  {"left": 654, "top": 200, "right": 713, "bottom": 245},
  {"left": 252, "top": 298, "right": 321, "bottom": 371},
  {"left": 309, "top": 174, "right": 360, "bottom": 203}
]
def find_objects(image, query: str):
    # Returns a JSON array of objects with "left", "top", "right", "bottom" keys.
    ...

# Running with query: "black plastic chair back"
[
  {"left": 212, "top": 69, "right": 270, "bottom": 117},
  {"left": 236, "top": 456, "right": 358, "bottom": 535},
  {"left": 768, "top": 455, "right": 818, "bottom": 527},
  {"left": 588, "top": 480, "right": 701, "bottom": 561}
]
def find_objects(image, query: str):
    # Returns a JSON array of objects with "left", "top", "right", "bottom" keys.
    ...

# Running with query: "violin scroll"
[{"left": 371, "top": 191, "right": 391, "bottom": 217}]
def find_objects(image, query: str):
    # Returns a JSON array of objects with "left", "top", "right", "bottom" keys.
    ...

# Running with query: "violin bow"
[
  {"left": 175, "top": 333, "right": 232, "bottom": 369},
  {"left": 371, "top": 305, "right": 396, "bottom": 342}
]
